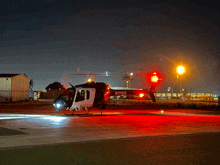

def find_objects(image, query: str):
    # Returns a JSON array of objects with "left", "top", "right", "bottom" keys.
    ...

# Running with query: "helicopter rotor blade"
[{"left": 68, "top": 82, "right": 75, "bottom": 89}]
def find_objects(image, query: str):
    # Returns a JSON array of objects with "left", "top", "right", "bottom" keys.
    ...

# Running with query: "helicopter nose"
[
  {"left": 53, "top": 99, "right": 64, "bottom": 108},
  {"left": 56, "top": 103, "right": 62, "bottom": 108}
]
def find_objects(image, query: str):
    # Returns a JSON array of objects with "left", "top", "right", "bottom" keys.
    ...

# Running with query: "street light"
[
  {"left": 176, "top": 65, "right": 185, "bottom": 93},
  {"left": 177, "top": 65, "right": 185, "bottom": 75}
]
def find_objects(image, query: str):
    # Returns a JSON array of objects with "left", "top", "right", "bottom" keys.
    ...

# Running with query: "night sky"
[{"left": 1, "top": 0, "right": 220, "bottom": 94}]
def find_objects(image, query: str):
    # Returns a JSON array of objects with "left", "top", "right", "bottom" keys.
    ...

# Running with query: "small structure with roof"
[{"left": 0, "top": 74, "right": 30, "bottom": 102}]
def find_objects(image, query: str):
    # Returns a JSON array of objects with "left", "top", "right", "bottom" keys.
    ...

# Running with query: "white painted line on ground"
[
  {"left": 0, "top": 117, "right": 27, "bottom": 120},
  {"left": 0, "top": 114, "right": 73, "bottom": 120}
]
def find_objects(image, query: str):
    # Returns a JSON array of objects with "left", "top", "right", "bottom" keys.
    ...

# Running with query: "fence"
[{"left": 39, "top": 90, "right": 65, "bottom": 99}]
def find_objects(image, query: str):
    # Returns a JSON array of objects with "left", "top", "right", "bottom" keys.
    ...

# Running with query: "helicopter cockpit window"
[
  {"left": 86, "top": 90, "right": 90, "bottom": 100},
  {"left": 75, "top": 90, "right": 85, "bottom": 102},
  {"left": 68, "top": 89, "right": 75, "bottom": 96}
]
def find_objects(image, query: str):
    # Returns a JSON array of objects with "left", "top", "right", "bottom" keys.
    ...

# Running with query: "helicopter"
[
  {"left": 53, "top": 81, "right": 111, "bottom": 115},
  {"left": 53, "top": 71, "right": 161, "bottom": 115}
]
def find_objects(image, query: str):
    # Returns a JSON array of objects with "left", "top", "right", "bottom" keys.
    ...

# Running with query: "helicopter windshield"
[{"left": 54, "top": 88, "right": 76, "bottom": 105}]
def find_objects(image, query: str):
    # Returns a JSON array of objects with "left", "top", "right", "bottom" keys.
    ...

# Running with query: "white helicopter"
[
  {"left": 53, "top": 71, "right": 161, "bottom": 115},
  {"left": 53, "top": 81, "right": 111, "bottom": 114},
  {"left": 53, "top": 71, "right": 111, "bottom": 115}
]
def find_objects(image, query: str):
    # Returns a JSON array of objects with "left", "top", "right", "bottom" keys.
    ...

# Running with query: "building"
[
  {"left": 0, "top": 74, "right": 30, "bottom": 102},
  {"left": 122, "top": 73, "right": 133, "bottom": 88},
  {"left": 155, "top": 92, "right": 213, "bottom": 101}
]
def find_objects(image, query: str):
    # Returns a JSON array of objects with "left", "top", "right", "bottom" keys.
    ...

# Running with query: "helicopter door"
[{"left": 71, "top": 88, "right": 96, "bottom": 110}]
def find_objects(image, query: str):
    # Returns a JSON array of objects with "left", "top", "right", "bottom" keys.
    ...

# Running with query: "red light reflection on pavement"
[
  {"left": 1, "top": 111, "right": 220, "bottom": 149},
  {"left": 78, "top": 114, "right": 220, "bottom": 135}
]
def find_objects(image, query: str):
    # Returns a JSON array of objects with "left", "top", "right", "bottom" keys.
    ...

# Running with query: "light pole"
[{"left": 176, "top": 65, "right": 185, "bottom": 93}]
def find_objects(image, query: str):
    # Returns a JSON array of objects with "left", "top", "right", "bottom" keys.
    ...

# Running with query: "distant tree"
[
  {"left": 29, "top": 79, "right": 33, "bottom": 91},
  {"left": 46, "top": 82, "right": 65, "bottom": 90},
  {"left": 23, "top": 74, "right": 33, "bottom": 91}
]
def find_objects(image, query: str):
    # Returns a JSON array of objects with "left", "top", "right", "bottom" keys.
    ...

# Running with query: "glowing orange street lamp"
[
  {"left": 176, "top": 65, "right": 185, "bottom": 93},
  {"left": 177, "top": 65, "right": 185, "bottom": 75}
]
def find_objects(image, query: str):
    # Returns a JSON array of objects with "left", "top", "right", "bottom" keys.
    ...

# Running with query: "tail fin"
[{"left": 148, "top": 91, "right": 156, "bottom": 102}]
